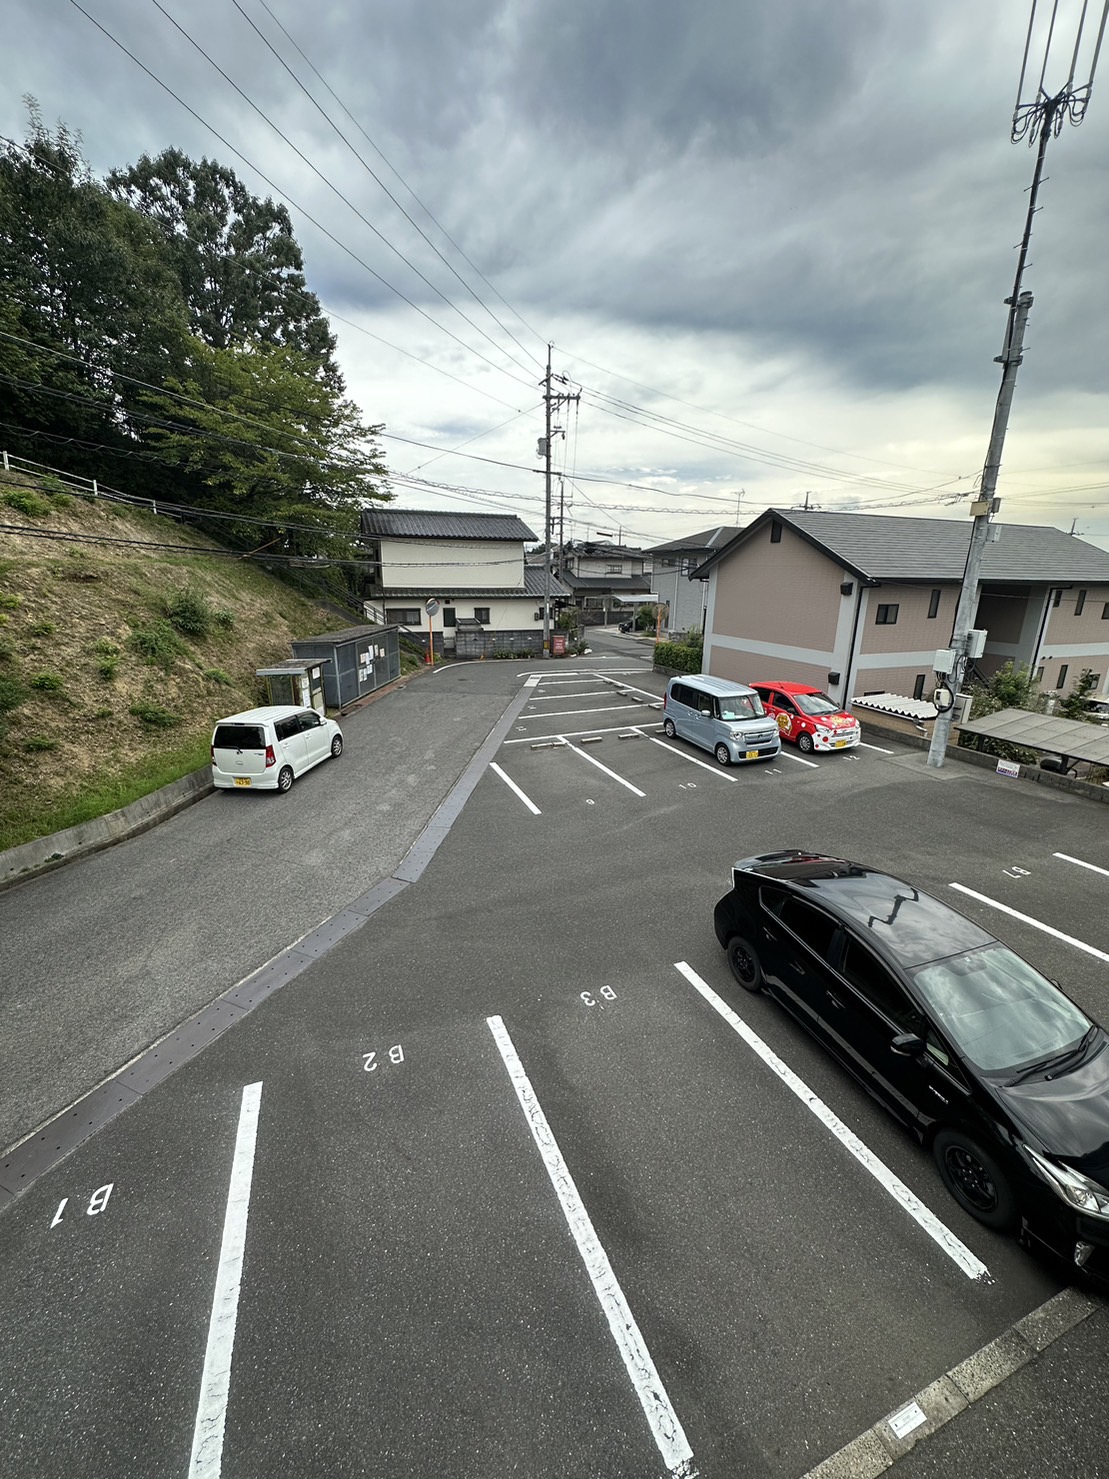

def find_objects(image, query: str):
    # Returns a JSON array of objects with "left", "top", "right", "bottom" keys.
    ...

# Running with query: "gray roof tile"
[{"left": 360, "top": 508, "right": 537, "bottom": 542}]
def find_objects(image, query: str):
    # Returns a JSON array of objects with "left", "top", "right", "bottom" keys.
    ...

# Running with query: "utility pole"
[
  {"left": 927, "top": 3, "right": 1106, "bottom": 768},
  {"left": 540, "top": 346, "right": 580, "bottom": 657}
]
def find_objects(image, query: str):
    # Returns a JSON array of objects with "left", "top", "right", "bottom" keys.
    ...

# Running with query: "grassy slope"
[{"left": 0, "top": 475, "right": 411, "bottom": 851}]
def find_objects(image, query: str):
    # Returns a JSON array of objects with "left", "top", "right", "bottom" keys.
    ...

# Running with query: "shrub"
[
  {"left": 24, "top": 736, "right": 58, "bottom": 752},
  {"left": 0, "top": 593, "right": 21, "bottom": 610},
  {"left": 166, "top": 588, "right": 212, "bottom": 638},
  {"left": 203, "top": 668, "right": 233, "bottom": 685},
  {"left": 29, "top": 671, "right": 65, "bottom": 692},
  {"left": 127, "top": 620, "right": 188, "bottom": 671},
  {"left": 98, "top": 659, "right": 119, "bottom": 681},
  {"left": 129, "top": 701, "right": 182, "bottom": 728},
  {"left": 93, "top": 639, "right": 120, "bottom": 657},
  {"left": 212, "top": 608, "right": 235, "bottom": 630},
  {"left": 3, "top": 489, "right": 51, "bottom": 517},
  {"left": 0, "top": 675, "right": 27, "bottom": 715},
  {"left": 28, "top": 621, "right": 56, "bottom": 637},
  {"left": 0, "top": 639, "right": 12, "bottom": 662},
  {"left": 653, "top": 639, "right": 702, "bottom": 675},
  {"left": 92, "top": 707, "right": 113, "bottom": 720}
]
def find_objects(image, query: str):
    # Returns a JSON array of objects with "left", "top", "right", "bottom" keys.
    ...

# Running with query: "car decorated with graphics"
[{"left": 748, "top": 681, "right": 860, "bottom": 754}]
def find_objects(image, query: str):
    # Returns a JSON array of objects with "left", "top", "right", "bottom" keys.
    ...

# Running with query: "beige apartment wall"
[
  {"left": 381, "top": 538, "right": 524, "bottom": 588},
  {"left": 708, "top": 647, "right": 825, "bottom": 688},
  {"left": 853, "top": 661, "right": 933, "bottom": 697},
  {"left": 711, "top": 522, "right": 841, "bottom": 645},
  {"left": 1043, "top": 584, "right": 1109, "bottom": 645},
  {"left": 859, "top": 582, "right": 950, "bottom": 655}
]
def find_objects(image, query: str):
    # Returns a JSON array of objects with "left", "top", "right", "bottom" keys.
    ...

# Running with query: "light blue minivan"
[{"left": 662, "top": 675, "right": 781, "bottom": 766}]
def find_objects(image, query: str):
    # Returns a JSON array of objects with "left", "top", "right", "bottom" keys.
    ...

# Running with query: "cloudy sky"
[{"left": 7, "top": 1, "right": 1109, "bottom": 550}]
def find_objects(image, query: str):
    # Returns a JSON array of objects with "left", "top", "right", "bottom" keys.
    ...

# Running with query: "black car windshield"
[
  {"left": 792, "top": 691, "right": 842, "bottom": 717},
  {"left": 719, "top": 695, "right": 764, "bottom": 720},
  {"left": 912, "top": 944, "right": 1091, "bottom": 1074}
]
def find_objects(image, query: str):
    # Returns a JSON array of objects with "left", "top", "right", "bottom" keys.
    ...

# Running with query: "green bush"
[
  {"left": 29, "top": 671, "right": 65, "bottom": 692},
  {"left": 0, "top": 593, "right": 21, "bottom": 610},
  {"left": 98, "top": 659, "right": 119, "bottom": 681},
  {"left": 0, "top": 675, "right": 27, "bottom": 715},
  {"left": 3, "top": 489, "right": 51, "bottom": 517},
  {"left": 653, "top": 639, "right": 702, "bottom": 675},
  {"left": 92, "top": 706, "right": 113, "bottom": 720},
  {"left": 203, "top": 667, "right": 233, "bottom": 685},
  {"left": 93, "top": 639, "right": 120, "bottom": 657},
  {"left": 0, "top": 639, "right": 12, "bottom": 662},
  {"left": 212, "top": 608, "right": 235, "bottom": 630},
  {"left": 28, "top": 621, "right": 56, "bottom": 637},
  {"left": 127, "top": 619, "right": 188, "bottom": 671},
  {"left": 166, "top": 588, "right": 213, "bottom": 638},
  {"left": 130, "top": 701, "right": 182, "bottom": 729},
  {"left": 23, "top": 735, "right": 58, "bottom": 752}
]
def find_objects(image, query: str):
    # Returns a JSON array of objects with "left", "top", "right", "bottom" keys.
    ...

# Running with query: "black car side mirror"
[{"left": 890, "top": 1032, "right": 925, "bottom": 1057}]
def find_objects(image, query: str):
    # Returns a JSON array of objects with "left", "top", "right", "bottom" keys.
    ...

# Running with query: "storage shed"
[{"left": 291, "top": 625, "right": 400, "bottom": 710}]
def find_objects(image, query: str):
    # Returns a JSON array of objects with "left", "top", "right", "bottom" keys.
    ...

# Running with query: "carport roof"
[
  {"left": 693, "top": 508, "right": 1109, "bottom": 585},
  {"left": 958, "top": 707, "right": 1109, "bottom": 766}
]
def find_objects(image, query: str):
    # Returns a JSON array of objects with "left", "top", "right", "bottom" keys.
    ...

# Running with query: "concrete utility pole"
[
  {"left": 541, "top": 346, "right": 580, "bottom": 657},
  {"left": 927, "top": 2, "right": 1106, "bottom": 768}
]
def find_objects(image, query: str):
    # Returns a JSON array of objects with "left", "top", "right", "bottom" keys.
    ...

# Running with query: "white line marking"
[
  {"left": 524, "top": 676, "right": 542, "bottom": 689},
  {"left": 504, "top": 722, "right": 664, "bottom": 745},
  {"left": 635, "top": 729, "right": 738, "bottom": 781},
  {"left": 780, "top": 750, "right": 819, "bottom": 769},
  {"left": 673, "top": 963, "right": 991, "bottom": 1283},
  {"left": 519, "top": 704, "right": 647, "bottom": 720},
  {"left": 561, "top": 737, "right": 647, "bottom": 796},
  {"left": 189, "top": 1082, "right": 263, "bottom": 1479},
  {"left": 949, "top": 884, "right": 1109, "bottom": 963},
  {"left": 860, "top": 741, "right": 895, "bottom": 754},
  {"left": 487, "top": 1017, "right": 696, "bottom": 1477},
  {"left": 490, "top": 762, "right": 541, "bottom": 814},
  {"left": 527, "top": 690, "right": 622, "bottom": 701},
  {"left": 1054, "top": 852, "right": 1109, "bottom": 879}
]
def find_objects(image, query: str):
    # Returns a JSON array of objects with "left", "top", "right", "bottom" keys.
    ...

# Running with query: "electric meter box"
[
  {"left": 934, "top": 648, "right": 956, "bottom": 675},
  {"left": 967, "top": 629, "right": 988, "bottom": 660}
]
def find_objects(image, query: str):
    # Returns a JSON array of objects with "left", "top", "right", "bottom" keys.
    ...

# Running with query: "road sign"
[{"left": 425, "top": 599, "right": 440, "bottom": 617}]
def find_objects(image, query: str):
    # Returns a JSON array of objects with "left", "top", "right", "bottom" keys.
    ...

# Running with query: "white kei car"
[{"left": 211, "top": 706, "right": 343, "bottom": 793}]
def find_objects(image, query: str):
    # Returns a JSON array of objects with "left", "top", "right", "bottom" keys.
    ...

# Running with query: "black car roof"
[{"left": 735, "top": 851, "right": 996, "bottom": 969}]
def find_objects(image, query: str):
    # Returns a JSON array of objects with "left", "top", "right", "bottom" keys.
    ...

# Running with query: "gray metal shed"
[{"left": 291, "top": 625, "right": 400, "bottom": 710}]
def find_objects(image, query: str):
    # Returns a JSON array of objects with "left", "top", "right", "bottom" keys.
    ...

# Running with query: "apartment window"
[
  {"left": 473, "top": 607, "right": 491, "bottom": 624},
  {"left": 1103, "top": 602, "right": 1109, "bottom": 619},
  {"left": 1075, "top": 588, "right": 1087, "bottom": 615},
  {"left": 770, "top": 520, "right": 782, "bottom": 544},
  {"left": 1057, "top": 664, "right": 1069, "bottom": 690},
  {"left": 913, "top": 674, "right": 926, "bottom": 700},
  {"left": 387, "top": 607, "right": 422, "bottom": 625},
  {"left": 1052, "top": 588, "right": 1062, "bottom": 608},
  {"left": 606, "top": 564, "right": 622, "bottom": 574},
  {"left": 875, "top": 604, "right": 899, "bottom": 625},
  {"left": 1035, "top": 666, "right": 1044, "bottom": 684},
  {"left": 927, "top": 589, "right": 941, "bottom": 619}
]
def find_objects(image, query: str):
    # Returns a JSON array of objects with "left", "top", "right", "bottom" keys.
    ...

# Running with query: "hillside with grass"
[{"left": 0, "top": 471, "right": 411, "bottom": 852}]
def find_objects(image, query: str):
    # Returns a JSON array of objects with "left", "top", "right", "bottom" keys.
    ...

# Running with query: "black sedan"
[{"left": 713, "top": 850, "right": 1109, "bottom": 1288}]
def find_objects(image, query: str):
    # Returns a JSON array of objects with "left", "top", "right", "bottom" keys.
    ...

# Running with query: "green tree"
[
  {"left": 1059, "top": 668, "right": 1100, "bottom": 721},
  {"left": 139, "top": 337, "right": 390, "bottom": 549},
  {"left": 107, "top": 150, "right": 340, "bottom": 386},
  {"left": 968, "top": 661, "right": 1047, "bottom": 719}
]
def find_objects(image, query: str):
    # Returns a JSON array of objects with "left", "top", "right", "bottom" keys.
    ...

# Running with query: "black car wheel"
[
  {"left": 714, "top": 743, "right": 732, "bottom": 767},
  {"left": 276, "top": 765, "right": 295, "bottom": 794},
  {"left": 797, "top": 731, "right": 815, "bottom": 754},
  {"left": 330, "top": 734, "right": 343, "bottom": 758},
  {"left": 933, "top": 1130, "right": 1016, "bottom": 1230},
  {"left": 727, "top": 936, "right": 764, "bottom": 992},
  {"left": 663, "top": 718, "right": 677, "bottom": 739}
]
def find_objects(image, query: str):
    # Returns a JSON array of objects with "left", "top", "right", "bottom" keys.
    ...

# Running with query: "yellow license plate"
[
  {"left": 745, "top": 750, "right": 759, "bottom": 760},
  {"left": 834, "top": 740, "right": 846, "bottom": 748},
  {"left": 234, "top": 776, "right": 252, "bottom": 786}
]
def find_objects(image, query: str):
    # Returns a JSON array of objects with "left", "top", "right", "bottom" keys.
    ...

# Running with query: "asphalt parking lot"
[{"left": 2, "top": 644, "right": 1108, "bottom": 1477}]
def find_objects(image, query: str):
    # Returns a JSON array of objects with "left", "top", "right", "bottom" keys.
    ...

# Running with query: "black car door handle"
[{"left": 826, "top": 992, "right": 845, "bottom": 1010}]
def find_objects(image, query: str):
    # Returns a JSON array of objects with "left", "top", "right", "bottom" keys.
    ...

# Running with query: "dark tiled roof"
[
  {"left": 646, "top": 525, "right": 742, "bottom": 555},
  {"left": 694, "top": 508, "right": 1109, "bottom": 584},
  {"left": 560, "top": 573, "right": 652, "bottom": 592},
  {"left": 360, "top": 508, "right": 537, "bottom": 541},
  {"left": 380, "top": 568, "right": 571, "bottom": 600}
]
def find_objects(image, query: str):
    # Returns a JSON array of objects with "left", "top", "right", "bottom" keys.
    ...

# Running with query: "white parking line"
[
  {"left": 1053, "top": 851, "right": 1109, "bottom": 879},
  {"left": 527, "top": 690, "right": 617, "bottom": 701},
  {"left": 487, "top": 1017, "right": 697, "bottom": 1478},
  {"left": 860, "top": 741, "right": 895, "bottom": 754},
  {"left": 673, "top": 963, "right": 991, "bottom": 1283},
  {"left": 635, "top": 729, "right": 738, "bottom": 781},
  {"left": 949, "top": 883, "right": 1109, "bottom": 963},
  {"left": 520, "top": 704, "right": 647, "bottom": 720},
  {"left": 780, "top": 750, "right": 820, "bottom": 769},
  {"left": 504, "top": 721, "right": 664, "bottom": 745},
  {"left": 189, "top": 1082, "right": 263, "bottom": 1478},
  {"left": 562, "top": 737, "right": 647, "bottom": 796},
  {"left": 489, "top": 762, "right": 541, "bottom": 815}
]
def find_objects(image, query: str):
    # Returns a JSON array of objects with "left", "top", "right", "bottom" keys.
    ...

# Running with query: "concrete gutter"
[{"left": 0, "top": 768, "right": 214, "bottom": 892}]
